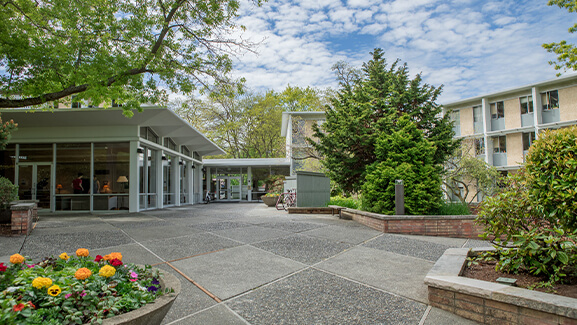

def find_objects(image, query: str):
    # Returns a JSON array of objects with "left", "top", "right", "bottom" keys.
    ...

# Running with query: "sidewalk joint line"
[
  {"left": 418, "top": 305, "right": 432, "bottom": 325},
  {"left": 166, "top": 262, "right": 222, "bottom": 303}
]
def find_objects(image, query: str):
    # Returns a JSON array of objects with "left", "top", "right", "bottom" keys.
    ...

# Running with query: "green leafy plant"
[
  {"left": 264, "top": 175, "right": 285, "bottom": 195},
  {"left": 0, "top": 249, "right": 167, "bottom": 324},
  {"left": 0, "top": 177, "right": 18, "bottom": 209},
  {"left": 327, "top": 196, "right": 361, "bottom": 209},
  {"left": 476, "top": 127, "right": 577, "bottom": 284},
  {"left": 433, "top": 201, "right": 471, "bottom": 215}
]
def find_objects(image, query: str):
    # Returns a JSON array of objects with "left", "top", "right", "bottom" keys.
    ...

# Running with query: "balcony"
[
  {"left": 521, "top": 113, "right": 534, "bottom": 127},
  {"left": 493, "top": 153, "right": 507, "bottom": 166},
  {"left": 542, "top": 108, "right": 560, "bottom": 124},
  {"left": 491, "top": 118, "right": 505, "bottom": 131}
]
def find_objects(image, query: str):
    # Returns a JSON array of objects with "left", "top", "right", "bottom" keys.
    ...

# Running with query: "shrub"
[
  {"left": 362, "top": 116, "right": 442, "bottom": 215},
  {"left": 476, "top": 127, "right": 577, "bottom": 284},
  {"left": 327, "top": 196, "right": 361, "bottom": 209},
  {"left": 433, "top": 201, "right": 471, "bottom": 215},
  {"left": 524, "top": 126, "right": 577, "bottom": 229},
  {"left": 264, "top": 175, "right": 285, "bottom": 195},
  {"left": 0, "top": 177, "right": 18, "bottom": 209}
]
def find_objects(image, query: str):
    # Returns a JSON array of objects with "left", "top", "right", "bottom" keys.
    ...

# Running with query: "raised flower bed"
[{"left": 0, "top": 249, "right": 179, "bottom": 324}]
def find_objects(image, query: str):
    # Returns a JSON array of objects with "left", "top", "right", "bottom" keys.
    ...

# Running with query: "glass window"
[
  {"left": 541, "top": 90, "right": 559, "bottom": 110},
  {"left": 139, "top": 127, "right": 159, "bottom": 144},
  {"left": 55, "top": 143, "right": 91, "bottom": 211},
  {"left": 19, "top": 144, "right": 53, "bottom": 162},
  {"left": 93, "top": 143, "right": 130, "bottom": 195},
  {"left": 181, "top": 146, "right": 191, "bottom": 157},
  {"left": 473, "top": 106, "right": 482, "bottom": 123},
  {"left": 520, "top": 96, "right": 533, "bottom": 114},
  {"left": 0, "top": 144, "right": 16, "bottom": 183},
  {"left": 490, "top": 101, "right": 504, "bottom": 119},
  {"left": 493, "top": 136, "right": 507, "bottom": 153},
  {"left": 164, "top": 138, "right": 176, "bottom": 151},
  {"left": 523, "top": 132, "right": 536, "bottom": 151},
  {"left": 474, "top": 138, "right": 485, "bottom": 156}
]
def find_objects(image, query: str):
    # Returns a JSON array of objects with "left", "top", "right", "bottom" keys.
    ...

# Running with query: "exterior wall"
[
  {"left": 559, "top": 85, "right": 577, "bottom": 121},
  {"left": 506, "top": 133, "right": 523, "bottom": 166},
  {"left": 503, "top": 98, "right": 521, "bottom": 129},
  {"left": 460, "top": 107, "right": 474, "bottom": 136}
]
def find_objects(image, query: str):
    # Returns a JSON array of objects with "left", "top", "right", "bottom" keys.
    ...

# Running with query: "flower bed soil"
[{"left": 462, "top": 260, "right": 577, "bottom": 299}]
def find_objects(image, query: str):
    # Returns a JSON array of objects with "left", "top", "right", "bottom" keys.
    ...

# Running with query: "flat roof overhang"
[
  {"left": 203, "top": 158, "right": 291, "bottom": 168},
  {"left": 0, "top": 106, "right": 225, "bottom": 157}
]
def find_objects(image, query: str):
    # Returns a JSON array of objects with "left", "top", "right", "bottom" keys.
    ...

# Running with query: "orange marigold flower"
[
  {"left": 75, "top": 267, "right": 92, "bottom": 280},
  {"left": 59, "top": 252, "right": 70, "bottom": 260},
  {"left": 106, "top": 252, "right": 122, "bottom": 261},
  {"left": 10, "top": 254, "right": 25, "bottom": 264},
  {"left": 76, "top": 248, "right": 89, "bottom": 257}
]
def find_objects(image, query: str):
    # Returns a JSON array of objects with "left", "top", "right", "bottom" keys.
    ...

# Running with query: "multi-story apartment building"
[{"left": 443, "top": 74, "right": 577, "bottom": 175}]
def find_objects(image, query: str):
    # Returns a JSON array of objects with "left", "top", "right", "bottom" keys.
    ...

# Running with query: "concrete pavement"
[{"left": 0, "top": 203, "right": 486, "bottom": 324}]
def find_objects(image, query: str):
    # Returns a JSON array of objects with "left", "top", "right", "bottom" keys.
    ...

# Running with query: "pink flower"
[
  {"left": 130, "top": 271, "right": 138, "bottom": 278},
  {"left": 65, "top": 293, "right": 72, "bottom": 299},
  {"left": 129, "top": 279, "right": 137, "bottom": 282},
  {"left": 80, "top": 291, "right": 86, "bottom": 297},
  {"left": 27, "top": 264, "right": 35, "bottom": 268}
]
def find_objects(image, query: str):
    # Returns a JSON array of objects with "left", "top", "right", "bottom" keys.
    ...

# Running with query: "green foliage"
[
  {"left": 0, "top": 0, "right": 263, "bottom": 110},
  {"left": 0, "top": 177, "right": 18, "bottom": 209},
  {"left": 264, "top": 175, "right": 285, "bottom": 194},
  {"left": 312, "top": 48, "right": 457, "bottom": 195},
  {"left": 524, "top": 126, "right": 577, "bottom": 229},
  {"left": 0, "top": 115, "right": 17, "bottom": 150},
  {"left": 433, "top": 201, "right": 471, "bottom": 215},
  {"left": 361, "top": 115, "right": 443, "bottom": 215},
  {"left": 543, "top": 0, "right": 577, "bottom": 75},
  {"left": 443, "top": 141, "right": 501, "bottom": 204},
  {"left": 477, "top": 127, "right": 577, "bottom": 283},
  {"left": 327, "top": 196, "right": 361, "bottom": 209}
]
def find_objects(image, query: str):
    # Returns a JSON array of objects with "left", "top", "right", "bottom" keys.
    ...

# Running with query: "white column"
[
  {"left": 481, "top": 98, "right": 492, "bottom": 165},
  {"left": 156, "top": 151, "right": 163, "bottom": 209},
  {"left": 532, "top": 86, "right": 543, "bottom": 138},
  {"left": 247, "top": 166, "right": 252, "bottom": 202},
  {"left": 129, "top": 141, "right": 139, "bottom": 212}
]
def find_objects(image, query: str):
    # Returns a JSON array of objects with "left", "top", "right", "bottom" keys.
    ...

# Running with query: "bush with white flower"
[{"left": 0, "top": 249, "right": 167, "bottom": 324}]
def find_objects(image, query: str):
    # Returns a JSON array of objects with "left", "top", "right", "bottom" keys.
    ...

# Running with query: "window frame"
[
  {"left": 519, "top": 95, "right": 533, "bottom": 115},
  {"left": 541, "top": 90, "right": 559, "bottom": 111},
  {"left": 490, "top": 101, "right": 505, "bottom": 119}
]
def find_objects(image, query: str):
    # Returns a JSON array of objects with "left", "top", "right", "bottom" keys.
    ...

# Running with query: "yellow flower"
[
  {"left": 99, "top": 265, "right": 116, "bottom": 278},
  {"left": 76, "top": 248, "right": 89, "bottom": 257},
  {"left": 104, "top": 252, "right": 122, "bottom": 261},
  {"left": 32, "top": 277, "right": 53, "bottom": 289},
  {"left": 47, "top": 285, "right": 61, "bottom": 296},
  {"left": 75, "top": 267, "right": 92, "bottom": 280},
  {"left": 59, "top": 252, "right": 70, "bottom": 260},
  {"left": 10, "top": 254, "right": 25, "bottom": 264}
]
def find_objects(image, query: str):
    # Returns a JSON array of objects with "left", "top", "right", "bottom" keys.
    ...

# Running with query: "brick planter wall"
[
  {"left": 10, "top": 203, "right": 35, "bottom": 235},
  {"left": 426, "top": 248, "right": 577, "bottom": 325},
  {"left": 342, "top": 209, "right": 483, "bottom": 239}
]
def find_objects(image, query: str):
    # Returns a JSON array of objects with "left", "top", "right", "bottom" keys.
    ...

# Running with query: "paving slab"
[
  {"left": 142, "top": 232, "right": 242, "bottom": 262},
  {"left": 300, "top": 224, "right": 382, "bottom": 244},
  {"left": 254, "top": 220, "right": 328, "bottom": 233},
  {"left": 423, "top": 307, "right": 479, "bottom": 324},
  {"left": 171, "top": 245, "right": 305, "bottom": 300},
  {"left": 0, "top": 235, "right": 26, "bottom": 264},
  {"left": 252, "top": 234, "right": 353, "bottom": 265},
  {"left": 226, "top": 268, "right": 426, "bottom": 325},
  {"left": 122, "top": 225, "right": 203, "bottom": 242},
  {"left": 168, "top": 305, "right": 248, "bottom": 325},
  {"left": 363, "top": 233, "right": 453, "bottom": 262},
  {"left": 315, "top": 246, "right": 434, "bottom": 304},
  {"left": 20, "top": 230, "right": 134, "bottom": 261},
  {"left": 155, "top": 264, "right": 218, "bottom": 325},
  {"left": 211, "top": 226, "right": 292, "bottom": 244},
  {"left": 191, "top": 221, "right": 252, "bottom": 232},
  {"left": 91, "top": 242, "right": 164, "bottom": 265}
]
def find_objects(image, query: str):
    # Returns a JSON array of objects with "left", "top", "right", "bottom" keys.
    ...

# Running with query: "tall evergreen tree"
[{"left": 312, "top": 48, "right": 458, "bottom": 195}]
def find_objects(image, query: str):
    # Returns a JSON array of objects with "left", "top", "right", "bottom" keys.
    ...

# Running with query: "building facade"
[
  {"left": 0, "top": 106, "right": 224, "bottom": 213},
  {"left": 443, "top": 74, "right": 577, "bottom": 201}
]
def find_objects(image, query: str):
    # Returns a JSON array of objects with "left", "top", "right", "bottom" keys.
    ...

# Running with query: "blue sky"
[{"left": 230, "top": 0, "right": 575, "bottom": 103}]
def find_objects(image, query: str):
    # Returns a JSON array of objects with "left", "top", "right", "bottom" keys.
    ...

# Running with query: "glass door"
[
  {"left": 229, "top": 177, "right": 241, "bottom": 200},
  {"left": 217, "top": 177, "right": 228, "bottom": 200},
  {"left": 18, "top": 163, "right": 52, "bottom": 210}
]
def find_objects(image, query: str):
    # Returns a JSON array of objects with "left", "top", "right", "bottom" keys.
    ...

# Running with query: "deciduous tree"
[
  {"left": 0, "top": 0, "right": 262, "bottom": 113},
  {"left": 543, "top": 0, "right": 577, "bottom": 74}
]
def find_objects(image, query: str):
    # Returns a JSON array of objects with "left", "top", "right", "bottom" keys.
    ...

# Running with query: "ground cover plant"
[
  {"left": 475, "top": 127, "right": 577, "bottom": 285},
  {"left": 0, "top": 249, "right": 167, "bottom": 324},
  {"left": 327, "top": 196, "right": 361, "bottom": 209}
]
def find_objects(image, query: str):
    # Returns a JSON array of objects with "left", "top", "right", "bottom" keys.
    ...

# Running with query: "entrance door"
[
  {"left": 229, "top": 177, "right": 241, "bottom": 200},
  {"left": 217, "top": 177, "right": 228, "bottom": 200},
  {"left": 18, "top": 163, "right": 52, "bottom": 210}
]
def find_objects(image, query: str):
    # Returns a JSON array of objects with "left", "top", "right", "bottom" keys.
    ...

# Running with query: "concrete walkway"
[{"left": 0, "top": 203, "right": 487, "bottom": 324}]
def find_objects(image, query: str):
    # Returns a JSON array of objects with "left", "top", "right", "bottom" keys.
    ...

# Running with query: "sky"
[{"left": 229, "top": 0, "right": 575, "bottom": 104}]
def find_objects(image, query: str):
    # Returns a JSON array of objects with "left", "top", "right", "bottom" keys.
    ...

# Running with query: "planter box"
[
  {"left": 103, "top": 267, "right": 181, "bottom": 325},
  {"left": 261, "top": 196, "right": 279, "bottom": 207},
  {"left": 425, "top": 248, "right": 577, "bottom": 324}
]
